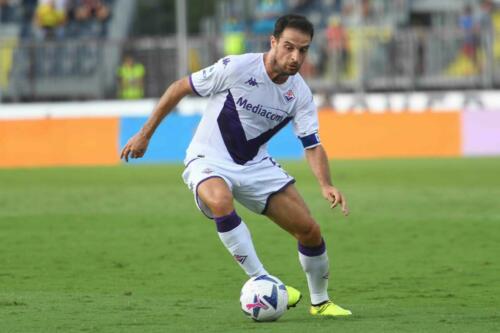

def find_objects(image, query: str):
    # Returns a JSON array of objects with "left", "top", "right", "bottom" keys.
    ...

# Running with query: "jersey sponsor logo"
[
  {"left": 284, "top": 89, "right": 295, "bottom": 103},
  {"left": 217, "top": 90, "right": 293, "bottom": 165},
  {"left": 245, "top": 77, "right": 259, "bottom": 87},
  {"left": 236, "top": 97, "right": 284, "bottom": 122}
]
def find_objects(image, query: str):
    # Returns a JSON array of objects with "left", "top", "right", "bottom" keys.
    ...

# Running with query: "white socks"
[
  {"left": 215, "top": 210, "right": 330, "bottom": 304},
  {"left": 298, "top": 240, "right": 330, "bottom": 305},
  {"left": 215, "top": 211, "right": 268, "bottom": 277}
]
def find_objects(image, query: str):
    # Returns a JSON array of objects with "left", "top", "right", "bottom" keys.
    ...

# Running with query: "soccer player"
[{"left": 121, "top": 14, "right": 351, "bottom": 317}]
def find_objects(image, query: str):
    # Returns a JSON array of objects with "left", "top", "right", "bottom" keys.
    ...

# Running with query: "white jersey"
[{"left": 185, "top": 53, "right": 320, "bottom": 166}]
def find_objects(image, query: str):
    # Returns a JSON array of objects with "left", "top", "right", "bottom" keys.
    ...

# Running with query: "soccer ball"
[{"left": 240, "top": 274, "right": 288, "bottom": 322}]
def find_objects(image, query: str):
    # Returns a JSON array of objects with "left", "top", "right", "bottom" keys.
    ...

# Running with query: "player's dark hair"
[{"left": 273, "top": 14, "right": 314, "bottom": 40}]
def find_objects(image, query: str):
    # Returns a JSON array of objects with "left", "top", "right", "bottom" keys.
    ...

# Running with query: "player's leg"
[
  {"left": 264, "top": 183, "right": 351, "bottom": 316},
  {"left": 264, "top": 184, "right": 328, "bottom": 302},
  {"left": 196, "top": 176, "right": 234, "bottom": 216},
  {"left": 264, "top": 183, "right": 322, "bottom": 245},
  {"left": 196, "top": 177, "right": 268, "bottom": 277}
]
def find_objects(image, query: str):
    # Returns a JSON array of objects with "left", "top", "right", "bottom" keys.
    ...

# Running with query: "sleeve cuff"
[
  {"left": 299, "top": 132, "right": 321, "bottom": 149},
  {"left": 189, "top": 74, "right": 202, "bottom": 97}
]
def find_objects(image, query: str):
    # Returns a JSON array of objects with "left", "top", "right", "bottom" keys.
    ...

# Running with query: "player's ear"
[{"left": 270, "top": 35, "right": 277, "bottom": 49}]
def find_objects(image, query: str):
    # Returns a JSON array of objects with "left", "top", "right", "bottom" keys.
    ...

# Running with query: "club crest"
[{"left": 284, "top": 89, "right": 295, "bottom": 103}]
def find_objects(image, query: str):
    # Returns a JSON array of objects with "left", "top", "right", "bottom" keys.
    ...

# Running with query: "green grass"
[{"left": 1, "top": 158, "right": 499, "bottom": 332}]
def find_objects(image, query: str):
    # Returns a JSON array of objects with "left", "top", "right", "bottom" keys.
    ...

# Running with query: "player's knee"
[
  {"left": 204, "top": 191, "right": 234, "bottom": 216},
  {"left": 297, "top": 221, "right": 322, "bottom": 246}
]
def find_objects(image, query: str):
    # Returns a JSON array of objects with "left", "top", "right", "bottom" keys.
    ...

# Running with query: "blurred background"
[
  {"left": 1, "top": 0, "right": 500, "bottom": 167},
  {"left": 2, "top": 0, "right": 500, "bottom": 100}
]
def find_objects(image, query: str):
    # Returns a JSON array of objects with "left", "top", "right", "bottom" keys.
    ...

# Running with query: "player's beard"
[
  {"left": 273, "top": 57, "right": 300, "bottom": 77},
  {"left": 284, "top": 62, "right": 300, "bottom": 75}
]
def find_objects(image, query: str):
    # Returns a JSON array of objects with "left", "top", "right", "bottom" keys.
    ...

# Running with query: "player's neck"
[{"left": 263, "top": 53, "right": 289, "bottom": 85}]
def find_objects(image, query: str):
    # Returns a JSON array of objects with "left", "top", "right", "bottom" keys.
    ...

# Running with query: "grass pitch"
[{"left": 1, "top": 158, "right": 499, "bottom": 332}]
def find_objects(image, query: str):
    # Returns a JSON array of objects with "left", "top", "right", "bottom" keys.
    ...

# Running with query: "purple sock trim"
[
  {"left": 214, "top": 210, "right": 241, "bottom": 233},
  {"left": 298, "top": 239, "right": 326, "bottom": 257}
]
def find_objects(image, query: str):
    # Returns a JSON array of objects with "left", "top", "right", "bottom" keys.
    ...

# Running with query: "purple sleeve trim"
[{"left": 189, "top": 74, "right": 202, "bottom": 97}]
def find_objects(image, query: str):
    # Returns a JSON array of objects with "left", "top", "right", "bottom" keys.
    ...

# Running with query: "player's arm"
[
  {"left": 305, "top": 145, "right": 349, "bottom": 216},
  {"left": 120, "top": 77, "right": 193, "bottom": 162}
]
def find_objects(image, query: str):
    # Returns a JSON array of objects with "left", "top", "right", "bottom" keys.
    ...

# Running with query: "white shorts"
[{"left": 182, "top": 156, "right": 295, "bottom": 219}]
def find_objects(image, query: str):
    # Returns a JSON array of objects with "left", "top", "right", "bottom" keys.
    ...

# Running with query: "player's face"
[{"left": 271, "top": 28, "right": 311, "bottom": 75}]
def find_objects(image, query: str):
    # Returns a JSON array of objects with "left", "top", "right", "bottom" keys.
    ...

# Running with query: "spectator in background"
[
  {"left": 251, "top": 0, "right": 285, "bottom": 51},
  {"left": 333, "top": 0, "right": 343, "bottom": 14},
  {"left": 117, "top": 55, "right": 145, "bottom": 100},
  {"left": 477, "top": 0, "right": 494, "bottom": 76},
  {"left": 34, "top": 0, "right": 67, "bottom": 39},
  {"left": 252, "top": 0, "right": 285, "bottom": 35},
  {"left": 74, "top": 0, "right": 110, "bottom": 36},
  {"left": 414, "top": 26, "right": 426, "bottom": 77},
  {"left": 325, "top": 15, "right": 349, "bottom": 80},
  {"left": 74, "top": 0, "right": 108, "bottom": 21},
  {"left": 21, "top": 0, "right": 38, "bottom": 38},
  {"left": 459, "top": 4, "right": 478, "bottom": 68},
  {"left": 288, "top": 0, "right": 314, "bottom": 13},
  {"left": 0, "top": 0, "right": 16, "bottom": 23},
  {"left": 477, "top": 0, "right": 494, "bottom": 33},
  {"left": 361, "top": 0, "right": 375, "bottom": 24},
  {"left": 223, "top": 17, "right": 246, "bottom": 55},
  {"left": 477, "top": 0, "right": 494, "bottom": 42}
]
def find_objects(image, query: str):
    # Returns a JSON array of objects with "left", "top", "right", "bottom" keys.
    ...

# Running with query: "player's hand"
[
  {"left": 321, "top": 185, "right": 349, "bottom": 216},
  {"left": 120, "top": 131, "right": 150, "bottom": 162}
]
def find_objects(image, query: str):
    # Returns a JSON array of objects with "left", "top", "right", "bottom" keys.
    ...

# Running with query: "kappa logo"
[
  {"left": 245, "top": 77, "right": 258, "bottom": 87},
  {"left": 323, "top": 271, "right": 330, "bottom": 280},
  {"left": 234, "top": 254, "right": 248, "bottom": 264},
  {"left": 222, "top": 57, "right": 231, "bottom": 67},
  {"left": 284, "top": 89, "right": 295, "bottom": 103},
  {"left": 202, "top": 168, "right": 213, "bottom": 174}
]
